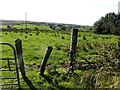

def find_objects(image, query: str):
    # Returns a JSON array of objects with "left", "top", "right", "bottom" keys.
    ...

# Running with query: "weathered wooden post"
[
  {"left": 69, "top": 29, "right": 78, "bottom": 72},
  {"left": 15, "top": 39, "right": 26, "bottom": 78},
  {"left": 40, "top": 46, "right": 53, "bottom": 75}
]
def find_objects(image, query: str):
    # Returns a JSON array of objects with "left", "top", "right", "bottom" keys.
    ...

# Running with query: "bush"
[
  {"left": 30, "top": 34, "right": 32, "bottom": 36},
  {"left": 62, "top": 36, "right": 65, "bottom": 39},
  {"left": 25, "top": 36, "right": 27, "bottom": 38},
  {"left": 83, "top": 35, "right": 86, "bottom": 40},
  {"left": 35, "top": 27, "right": 38, "bottom": 30},
  {"left": 93, "top": 35, "right": 98, "bottom": 39},
  {"left": 36, "top": 32, "right": 39, "bottom": 35}
]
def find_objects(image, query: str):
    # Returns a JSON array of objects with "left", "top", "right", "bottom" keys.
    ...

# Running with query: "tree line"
[{"left": 94, "top": 12, "right": 120, "bottom": 35}]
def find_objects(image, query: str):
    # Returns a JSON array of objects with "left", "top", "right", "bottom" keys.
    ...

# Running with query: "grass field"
[
  {"left": 0, "top": 24, "right": 120, "bottom": 89},
  {"left": 0, "top": 24, "right": 52, "bottom": 31}
]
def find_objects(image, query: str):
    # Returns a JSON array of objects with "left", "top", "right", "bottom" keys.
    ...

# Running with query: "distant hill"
[
  {"left": 1, "top": 20, "right": 38, "bottom": 25},
  {"left": 0, "top": 20, "right": 92, "bottom": 31}
]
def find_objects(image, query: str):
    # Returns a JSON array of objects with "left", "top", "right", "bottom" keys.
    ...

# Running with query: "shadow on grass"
[
  {"left": 40, "top": 73, "right": 66, "bottom": 89},
  {"left": 40, "top": 74, "right": 53, "bottom": 84},
  {"left": 21, "top": 76, "right": 37, "bottom": 90}
]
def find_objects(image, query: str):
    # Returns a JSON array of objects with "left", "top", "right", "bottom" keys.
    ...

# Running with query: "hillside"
[{"left": 0, "top": 20, "right": 92, "bottom": 32}]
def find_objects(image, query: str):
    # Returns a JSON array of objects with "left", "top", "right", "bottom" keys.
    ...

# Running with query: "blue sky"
[{"left": 0, "top": 0, "right": 119, "bottom": 25}]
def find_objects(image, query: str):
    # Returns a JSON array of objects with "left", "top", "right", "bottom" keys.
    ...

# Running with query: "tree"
[
  {"left": 7, "top": 25, "right": 11, "bottom": 30},
  {"left": 94, "top": 12, "right": 120, "bottom": 35}
]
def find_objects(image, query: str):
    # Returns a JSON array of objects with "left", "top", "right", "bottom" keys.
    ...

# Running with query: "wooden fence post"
[
  {"left": 40, "top": 46, "right": 53, "bottom": 74},
  {"left": 69, "top": 29, "right": 78, "bottom": 72},
  {"left": 40, "top": 46, "right": 53, "bottom": 75},
  {"left": 15, "top": 39, "right": 26, "bottom": 78}
]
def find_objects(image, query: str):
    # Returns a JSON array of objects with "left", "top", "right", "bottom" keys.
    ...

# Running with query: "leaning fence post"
[
  {"left": 15, "top": 39, "right": 26, "bottom": 78},
  {"left": 69, "top": 29, "right": 78, "bottom": 72},
  {"left": 40, "top": 46, "right": 53, "bottom": 75}
]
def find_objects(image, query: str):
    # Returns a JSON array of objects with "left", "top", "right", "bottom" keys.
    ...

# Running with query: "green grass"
[
  {"left": 0, "top": 24, "right": 52, "bottom": 30},
  {"left": 1, "top": 25, "right": 119, "bottom": 89},
  {"left": 13, "top": 24, "right": 52, "bottom": 30},
  {"left": 0, "top": 25, "right": 8, "bottom": 29}
]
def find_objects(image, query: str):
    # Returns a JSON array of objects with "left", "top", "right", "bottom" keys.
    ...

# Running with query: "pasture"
[{"left": 0, "top": 24, "right": 119, "bottom": 89}]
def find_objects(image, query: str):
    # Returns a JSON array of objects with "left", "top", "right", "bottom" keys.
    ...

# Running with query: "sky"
[
  {"left": 0, "top": 0, "right": 119, "bottom": 26},
  {"left": 118, "top": 1, "right": 120, "bottom": 12}
]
